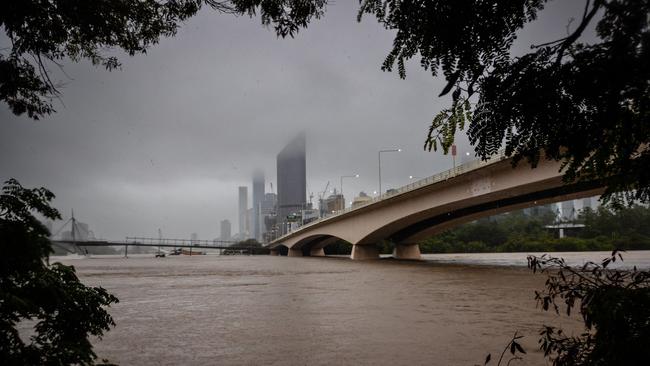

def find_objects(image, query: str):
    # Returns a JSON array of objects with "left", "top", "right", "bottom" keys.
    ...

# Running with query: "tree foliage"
[
  {"left": 359, "top": 0, "right": 650, "bottom": 205},
  {"left": 419, "top": 204, "right": 650, "bottom": 253},
  {"left": 526, "top": 251, "right": 650, "bottom": 365},
  {"left": 0, "top": 179, "right": 118, "bottom": 365},
  {"left": 0, "top": 0, "right": 326, "bottom": 119}
]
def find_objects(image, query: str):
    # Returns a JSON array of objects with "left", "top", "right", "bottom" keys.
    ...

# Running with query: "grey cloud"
[{"left": 1, "top": 1, "right": 581, "bottom": 240}]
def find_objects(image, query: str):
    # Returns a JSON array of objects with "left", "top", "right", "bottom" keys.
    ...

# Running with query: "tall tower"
[
  {"left": 220, "top": 219, "right": 231, "bottom": 241},
  {"left": 277, "top": 132, "right": 306, "bottom": 234},
  {"left": 252, "top": 169, "right": 265, "bottom": 241},
  {"left": 238, "top": 186, "right": 248, "bottom": 237}
]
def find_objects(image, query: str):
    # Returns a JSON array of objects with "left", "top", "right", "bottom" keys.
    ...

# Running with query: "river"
[{"left": 54, "top": 251, "right": 649, "bottom": 365}]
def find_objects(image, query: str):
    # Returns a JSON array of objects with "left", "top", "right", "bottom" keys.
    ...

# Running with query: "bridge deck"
[{"left": 269, "top": 150, "right": 509, "bottom": 245}]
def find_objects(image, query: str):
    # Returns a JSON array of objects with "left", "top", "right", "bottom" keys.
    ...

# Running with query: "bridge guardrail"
[{"left": 271, "top": 150, "right": 509, "bottom": 243}]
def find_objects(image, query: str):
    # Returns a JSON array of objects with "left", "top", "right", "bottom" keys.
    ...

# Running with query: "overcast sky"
[{"left": 0, "top": 1, "right": 589, "bottom": 240}]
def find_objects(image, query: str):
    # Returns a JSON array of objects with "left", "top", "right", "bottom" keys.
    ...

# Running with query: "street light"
[
  {"left": 378, "top": 148, "right": 401, "bottom": 197},
  {"left": 409, "top": 175, "right": 420, "bottom": 180},
  {"left": 340, "top": 174, "right": 359, "bottom": 207}
]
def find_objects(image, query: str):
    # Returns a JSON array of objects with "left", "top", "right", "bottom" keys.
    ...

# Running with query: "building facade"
[
  {"left": 238, "top": 186, "right": 248, "bottom": 238},
  {"left": 276, "top": 132, "right": 306, "bottom": 234},
  {"left": 220, "top": 219, "right": 231, "bottom": 241},
  {"left": 252, "top": 169, "right": 265, "bottom": 241}
]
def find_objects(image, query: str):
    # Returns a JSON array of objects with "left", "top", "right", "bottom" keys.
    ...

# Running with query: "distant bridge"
[
  {"left": 268, "top": 151, "right": 604, "bottom": 260},
  {"left": 52, "top": 237, "right": 257, "bottom": 256}
]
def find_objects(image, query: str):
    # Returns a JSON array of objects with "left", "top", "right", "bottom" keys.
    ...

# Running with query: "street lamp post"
[
  {"left": 378, "top": 148, "right": 401, "bottom": 197},
  {"left": 340, "top": 174, "right": 359, "bottom": 208}
]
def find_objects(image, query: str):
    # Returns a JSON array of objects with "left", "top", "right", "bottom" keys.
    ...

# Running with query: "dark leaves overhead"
[
  {"left": 359, "top": 0, "right": 545, "bottom": 81},
  {"left": 361, "top": 0, "right": 650, "bottom": 205},
  {"left": 0, "top": 0, "right": 326, "bottom": 119}
]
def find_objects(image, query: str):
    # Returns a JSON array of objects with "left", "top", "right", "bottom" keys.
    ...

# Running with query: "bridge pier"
[
  {"left": 310, "top": 248, "right": 325, "bottom": 257},
  {"left": 393, "top": 244, "right": 421, "bottom": 260},
  {"left": 350, "top": 244, "right": 379, "bottom": 260},
  {"left": 288, "top": 248, "right": 303, "bottom": 257},
  {"left": 269, "top": 249, "right": 280, "bottom": 256}
]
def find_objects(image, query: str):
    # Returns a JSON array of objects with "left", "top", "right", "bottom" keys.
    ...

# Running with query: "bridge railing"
[
  {"left": 125, "top": 237, "right": 236, "bottom": 248},
  {"left": 272, "top": 150, "right": 509, "bottom": 242}
]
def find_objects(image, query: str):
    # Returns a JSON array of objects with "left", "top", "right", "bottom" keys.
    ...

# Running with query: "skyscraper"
[
  {"left": 252, "top": 169, "right": 265, "bottom": 241},
  {"left": 277, "top": 132, "right": 306, "bottom": 233},
  {"left": 220, "top": 219, "right": 231, "bottom": 241},
  {"left": 238, "top": 186, "right": 248, "bottom": 237}
]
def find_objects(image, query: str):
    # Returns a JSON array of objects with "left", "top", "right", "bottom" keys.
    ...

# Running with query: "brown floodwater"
[{"left": 57, "top": 255, "right": 586, "bottom": 365}]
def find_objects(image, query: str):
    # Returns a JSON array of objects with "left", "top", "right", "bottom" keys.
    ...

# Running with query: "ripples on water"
[
  {"left": 55, "top": 251, "right": 649, "bottom": 365},
  {"left": 422, "top": 250, "right": 650, "bottom": 269}
]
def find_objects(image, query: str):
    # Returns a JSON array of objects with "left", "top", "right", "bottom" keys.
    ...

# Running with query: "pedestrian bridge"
[{"left": 267, "top": 152, "right": 604, "bottom": 260}]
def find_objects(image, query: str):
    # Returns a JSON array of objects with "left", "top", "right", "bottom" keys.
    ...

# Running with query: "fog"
[{"left": 0, "top": 1, "right": 589, "bottom": 240}]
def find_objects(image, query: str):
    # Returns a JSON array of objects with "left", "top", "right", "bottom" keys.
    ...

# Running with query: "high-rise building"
[
  {"left": 220, "top": 219, "right": 231, "bottom": 241},
  {"left": 252, "top": 169, "right": 265, "bottom": 241},
  {"left": 238, "top": 186, "right": 248, "bottom": 237},
  {"left": 560, "top": 200, "right": 576, "bottom": 221},
  {"left": 261, "top": 192, "right": 278, "bottom": 242},
  {"left": 277, "top": 132, "right": 306, "bottom": 233},
  {"left": 352, "top": 191, "right": 372, "bottom": 209},
  {"left": 321, "top": 192, "right": 344, "bottom": 215}
]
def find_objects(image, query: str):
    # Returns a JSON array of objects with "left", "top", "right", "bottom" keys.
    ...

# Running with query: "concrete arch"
[
  {"left": 269, "top": 156, "right": 605, "bottom": 260},
  {"left": 269, "top": 244, "right": 289, "bottom": 256},
  {"left": 287, "top": 234, "right": 348, "bottom": 257},
  {"left": 358, "top": 181, "right": 604, "bottom": 246}
]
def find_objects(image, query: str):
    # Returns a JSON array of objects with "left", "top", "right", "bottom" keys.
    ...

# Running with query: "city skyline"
[{"left": 0, "top": 1, "right": 592, "bottom": 240}]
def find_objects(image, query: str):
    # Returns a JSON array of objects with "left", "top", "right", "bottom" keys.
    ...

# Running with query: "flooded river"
[{"left": 55, "top": 251, "right": 649, "bottom": 365}]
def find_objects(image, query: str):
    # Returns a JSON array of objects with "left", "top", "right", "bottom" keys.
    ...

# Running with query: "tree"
[
  {"left": 0, "top": 179, "right": 118, "bottom": 365},
  {"left": 526, "top": 252, "right": 650, "bottom": 365},
  {"left": 358, "top": 0, "right": 650, "bottom": 205},
  {"left": 1, "top": 0, "right": 326, "bottom": 119}
]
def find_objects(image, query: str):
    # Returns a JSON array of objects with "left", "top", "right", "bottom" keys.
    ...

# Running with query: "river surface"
[{"left": 54, "top": 251, "right": 650, "bottom": 365}]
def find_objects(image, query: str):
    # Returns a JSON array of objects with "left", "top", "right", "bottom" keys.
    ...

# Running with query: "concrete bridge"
[{"left": 267, "top": 152, "right": 604, "bottom": 260}]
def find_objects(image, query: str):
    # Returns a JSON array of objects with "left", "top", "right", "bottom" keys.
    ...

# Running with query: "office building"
[
  {"left": 277, "top": 132, "right": 306, "bottom": 233},
  {"left": 352, "top": 191, "right": 372, "bottom": 209},
  {"left": 220, "top": 219, "right": 231, "bottom": 241},
  {"left": 321, "top": 191, "right": 344, "bottom": 216},
  {"left": 238, "top": 186, "right": 248, "bottom": 237},
  {"left": 252, "top": 169, "right": 265, "bottom": 241}
]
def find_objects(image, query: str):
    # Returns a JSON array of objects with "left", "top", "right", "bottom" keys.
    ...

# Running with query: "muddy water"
[{"left": 60, "top": 255, "right": 584, "bottom": 365}]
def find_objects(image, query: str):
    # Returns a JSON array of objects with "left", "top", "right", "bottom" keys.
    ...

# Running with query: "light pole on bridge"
[{"left": 378, "top": 148, "right": 401, "bottom": 197}]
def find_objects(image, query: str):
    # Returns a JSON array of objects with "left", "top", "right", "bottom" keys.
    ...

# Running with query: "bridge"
[
  {"left": 267, "top": 152, "right": 604, "bottom": 260},
  {"left": 52, "top": 237, "right": 255, "bottom": 256}
]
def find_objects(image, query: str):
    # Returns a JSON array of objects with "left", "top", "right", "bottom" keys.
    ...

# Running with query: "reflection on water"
[{"left": 54, "top": 252, "right": 648, "bottom": 365}]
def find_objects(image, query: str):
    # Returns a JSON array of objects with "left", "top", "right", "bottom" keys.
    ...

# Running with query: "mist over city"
[{"left": 2, "top": 1, "right": 589, "bottom": 241}]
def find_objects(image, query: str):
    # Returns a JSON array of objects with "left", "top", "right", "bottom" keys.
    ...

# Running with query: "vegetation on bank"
[
  {"left": 490, "top": 251, "right": 650, "bottom": 366},
  {"left": 418, "top": 205, "right": 650, "bottom": 254}
]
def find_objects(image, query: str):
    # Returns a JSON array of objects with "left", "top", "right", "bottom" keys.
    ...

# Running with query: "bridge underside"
[
  {"left": 271, "top": 181, "right": 603, "bottom": 260},
  {"left": 269, "top": 156, "right": 606, "bottom": 260}
]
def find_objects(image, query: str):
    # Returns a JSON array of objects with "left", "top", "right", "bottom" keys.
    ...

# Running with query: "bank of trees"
[{"left": 419, "top": 205, "right": 650, "bottom": 254}]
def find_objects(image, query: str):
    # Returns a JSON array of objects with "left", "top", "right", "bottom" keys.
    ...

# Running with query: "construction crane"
[
  {"left": 317, "top": 181, "right": 330, "bottom": 216},
  {"left": 319, "top": 181, "right": 330, "bottom": 201}
]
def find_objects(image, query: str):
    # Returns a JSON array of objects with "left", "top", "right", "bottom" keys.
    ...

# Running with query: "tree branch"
[{"left": 555, "top": 0, "right": 603, "bottom": 66}]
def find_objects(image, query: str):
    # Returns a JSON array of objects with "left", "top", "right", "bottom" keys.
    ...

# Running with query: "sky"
[{"left": 0, "top": 1, "right": 590, "bottom": 240}]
